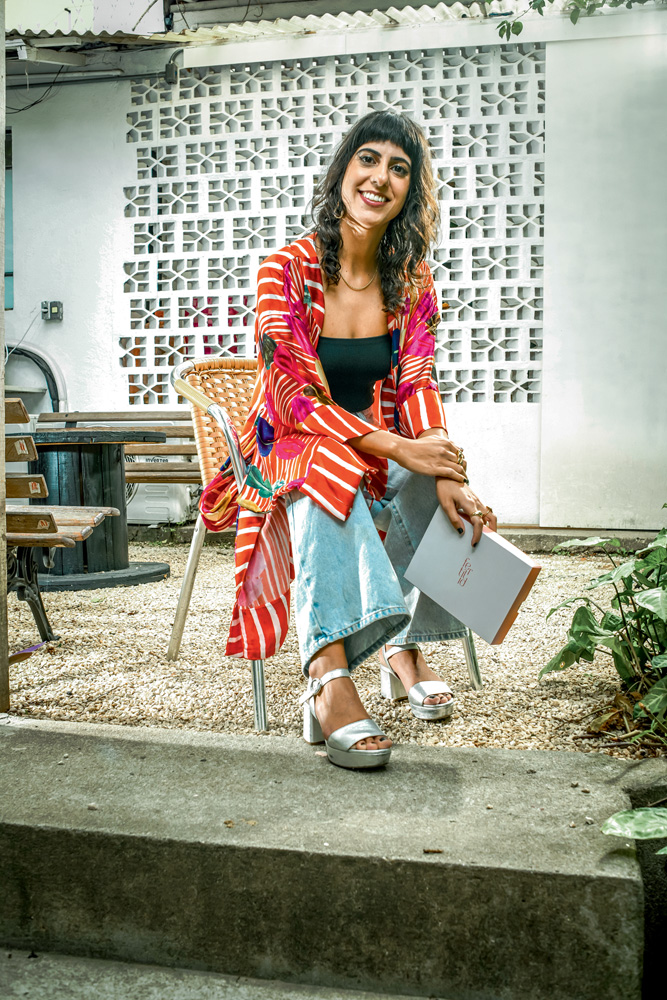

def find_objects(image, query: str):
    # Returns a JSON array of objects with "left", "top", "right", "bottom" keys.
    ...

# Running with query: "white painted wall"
[
  {"left": 6, "top": 77, "right": 135, "bottom": 411},
  {"left": 540, "top": 32, "right": 667, "bottom": 530}
]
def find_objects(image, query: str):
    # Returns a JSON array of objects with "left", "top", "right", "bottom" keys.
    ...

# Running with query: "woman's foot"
[
  {"left": 308, "top": 642, "right": 392, "bottom": 752},
  {"left": 382, "top": 645, "right": 452, "bottom": 706}
]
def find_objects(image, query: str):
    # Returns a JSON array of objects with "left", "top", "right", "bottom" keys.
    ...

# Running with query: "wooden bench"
[
  {"left": 37, "top": 410, "right": 200, "bottom": 486},
  {"left": 5, "top": 398, "right": 119, "bottom": 641}
]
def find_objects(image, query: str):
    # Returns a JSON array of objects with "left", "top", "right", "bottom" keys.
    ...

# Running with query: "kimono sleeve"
[
  {"left": 395, "top": 267, "right": 448, "bottom": 439},
  {"left": 255, "top": 255, "right": 377, "bottom": 443}
]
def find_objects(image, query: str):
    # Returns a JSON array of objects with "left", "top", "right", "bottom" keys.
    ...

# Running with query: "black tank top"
[{"left": 317, "top": 334, "right": 392, "bottom": 413}]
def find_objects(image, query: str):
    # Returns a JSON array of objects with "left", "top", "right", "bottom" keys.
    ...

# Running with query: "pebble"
[
  {"left": 5, "top": 545, "right": 663, "bottom": 762},
  {"left": 87, "top": 804, "right": 98, "bottom": 811}
]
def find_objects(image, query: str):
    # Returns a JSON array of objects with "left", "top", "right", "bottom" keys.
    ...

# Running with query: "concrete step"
[
  {"left": 0, "top": 716, "right": 661, "bottom": 1000},
  {"left": 0, "top": 949, "right": 429, "bottom": 1000}
]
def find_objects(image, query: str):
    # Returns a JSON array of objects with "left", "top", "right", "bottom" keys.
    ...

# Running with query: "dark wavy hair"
[{"left": 310, "top": 111, "right": 439, "bottom": 316}]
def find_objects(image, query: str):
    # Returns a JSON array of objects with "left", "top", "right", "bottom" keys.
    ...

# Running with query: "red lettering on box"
[{"left": 458, "top": 558, "right": 472, "bottom": 587}]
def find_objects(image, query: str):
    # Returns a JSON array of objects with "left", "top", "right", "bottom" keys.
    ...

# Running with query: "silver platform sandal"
[
  {"left": 379, "top": 643, "right": 455, "bottom": 721},
  {"left": 300, "top": 667, "right": 392, "bottom": 770}
]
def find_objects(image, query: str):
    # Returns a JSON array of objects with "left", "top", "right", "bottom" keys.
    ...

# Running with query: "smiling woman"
[{"left": 201, "top": 111, "right": 496, "bottom": 770}]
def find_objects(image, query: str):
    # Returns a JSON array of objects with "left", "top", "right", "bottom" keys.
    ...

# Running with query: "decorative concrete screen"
[{"left": 122, "top": 44, "right": 544, "bottom": 408}]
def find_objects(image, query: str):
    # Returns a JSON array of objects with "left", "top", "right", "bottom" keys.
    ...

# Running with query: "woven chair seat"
[{"left": 183, "top": 358, "right": 258, "bottom": 487}]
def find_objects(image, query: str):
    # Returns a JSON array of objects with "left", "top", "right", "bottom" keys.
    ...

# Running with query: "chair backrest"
[{"left": 183, "top": 357, "right": 258, "bottom": 487}]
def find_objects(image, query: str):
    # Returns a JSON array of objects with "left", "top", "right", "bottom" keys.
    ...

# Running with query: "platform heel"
[
  {"left": 379, "top": 644, "right": 456, "bottom": 721},
  {"left": 300, "top": 667, "right": 392, "bottom": 770},
  {"left": 302, "top": 701, "right": 324, "bottom": 744}
]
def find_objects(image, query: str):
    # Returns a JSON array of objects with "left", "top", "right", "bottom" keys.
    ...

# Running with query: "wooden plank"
[
  {"left": 125, "top": 443, "right": 198, "bottom": 455},
  {"left": 6, "top": 474, "right": 49, "bottom": 499},
  {"left": 5, "top": 435, "right": 38, "bottom": 462},
  {"left": 7, "top": 530, "right": 90, "bottom": 548},
  {"left": 7, "top": 505, "right": 119, "bottom": 527},
  {"left": 38, "top": 410, "right": 191, "bottom": 423},
  {"left": 5, "top": 398, "right": 30, "bottom": 423},
  {"left": 125, "top": 470, "right": 203, "bottom": 484},
  {"left": 33, "top": 430, "right": 168, "bottom": 444},
  {"left": 6, "top": 511, "right": 58, "bottom": 534},
  {"left": 124, "top": 461, "right": 199, "bottom": 473},
  {"left": 54, "top": 424, "right": 195, "bottom": 439}
]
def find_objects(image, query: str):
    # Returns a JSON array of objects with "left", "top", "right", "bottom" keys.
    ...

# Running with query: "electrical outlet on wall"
[{"left": 41, "top": 301, "right": 63, "bottom": 321}]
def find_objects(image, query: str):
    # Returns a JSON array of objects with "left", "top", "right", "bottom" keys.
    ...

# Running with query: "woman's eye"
[
  {"left": 392, "top": 164, "right": 409, "bottom": 176},
  {"left": 359, "top": 154, "right": 375, "bottom": 165}
]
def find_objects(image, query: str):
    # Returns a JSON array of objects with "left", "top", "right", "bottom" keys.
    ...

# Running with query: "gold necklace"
[{"left": 339, "top": 268, "right": 377, "bottom": 292}]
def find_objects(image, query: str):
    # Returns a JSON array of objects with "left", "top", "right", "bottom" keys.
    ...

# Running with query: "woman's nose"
[{"left": 371, "top": 161, "right": 389, "bottom": 186}]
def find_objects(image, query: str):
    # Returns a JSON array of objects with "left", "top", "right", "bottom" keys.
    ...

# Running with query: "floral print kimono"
[{"left": 200, "top": 235, "right": 447, "bottom": 660}]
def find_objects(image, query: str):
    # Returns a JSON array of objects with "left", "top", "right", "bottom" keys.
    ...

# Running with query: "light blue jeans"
[{"left": 284, "top": 461, "right": 466, "bottom": 677}]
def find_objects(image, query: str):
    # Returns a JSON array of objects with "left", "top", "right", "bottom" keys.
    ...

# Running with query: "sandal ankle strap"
[
  {"left": 384, "top": 642, "right": 420, "bottom": 660},
  {"left": 300, "top": 667, "right": 351, "bottom": 705}
]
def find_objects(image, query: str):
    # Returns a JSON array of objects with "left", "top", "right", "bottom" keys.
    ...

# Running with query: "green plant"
[
  {"left": 541, "top": 505, "right": 667, "bottom": 746},
  {"left": 494, "top": 0, "right": 656, "bottom": 41},
  {"left": 601, "top": 804, "right": 667, "bottom": 854}
]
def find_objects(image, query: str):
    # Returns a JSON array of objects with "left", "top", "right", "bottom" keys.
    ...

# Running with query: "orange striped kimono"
[{"left": 200, "top": 235, "right": 447, "bottom": 660}]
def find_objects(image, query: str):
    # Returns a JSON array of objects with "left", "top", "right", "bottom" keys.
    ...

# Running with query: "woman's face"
[{"left": 340, "top": 139, "right": 412, "bottom": 234}]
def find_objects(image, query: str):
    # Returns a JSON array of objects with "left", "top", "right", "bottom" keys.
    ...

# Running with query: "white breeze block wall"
[{"left": 118, "top": 45, "right": 545, "bottom": 523}]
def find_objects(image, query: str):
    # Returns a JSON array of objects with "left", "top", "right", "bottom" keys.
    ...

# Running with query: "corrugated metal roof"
[
  {"left": 7, "top": 1, "right": 576, "bottom": 48},
  {"left": 7, "top": 0, "right": 639, "bottom": 50},
  {"left": 146, "top": 2, "right": 572, "bottom": 44},
  {"left": 5, "top": 0, "right": 165, "bottom": 36}
]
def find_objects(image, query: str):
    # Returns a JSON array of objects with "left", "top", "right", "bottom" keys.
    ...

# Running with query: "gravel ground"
[{"left": 7, "top": 542, "right": 662, "bottom": 760}]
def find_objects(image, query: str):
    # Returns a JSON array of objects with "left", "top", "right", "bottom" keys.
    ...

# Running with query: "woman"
[{"left": 201, "top": 111, "right": 496, "bottom": 770}]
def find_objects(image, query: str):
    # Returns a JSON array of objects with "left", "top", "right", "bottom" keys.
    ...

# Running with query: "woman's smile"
[{"left": 358, "top": 190, "right": 389, "bottom": 207}]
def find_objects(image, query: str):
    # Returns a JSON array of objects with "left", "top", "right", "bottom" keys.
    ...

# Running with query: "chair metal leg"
[
  {"left": 462, "top": 629, "right": 483, "bottom": 690},
  {"left": 167, "top": 513, "right": 207, "bottom": 661},
  {"left": 251, "top": 659, "right": 268, "bottom": 731}
]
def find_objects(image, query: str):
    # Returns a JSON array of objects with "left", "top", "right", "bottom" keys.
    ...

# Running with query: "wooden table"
[{"left": 30, "top": 429, "right": 170, "bottom": 590}]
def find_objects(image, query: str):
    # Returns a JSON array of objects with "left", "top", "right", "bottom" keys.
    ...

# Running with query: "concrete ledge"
[
  {"left": 127, "top": 523, "right": 657, "bottom": 554},
  {"left": 0, "top": 717, "right": 656, "bottom": 1000}
]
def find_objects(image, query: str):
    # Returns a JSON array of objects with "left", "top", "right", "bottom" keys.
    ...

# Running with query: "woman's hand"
[
  {"left": 435, "top": 478, "right": 497, "bottom": 547},
  {"left": 392, "top": 434, "right": 466, "bottom": 482}
]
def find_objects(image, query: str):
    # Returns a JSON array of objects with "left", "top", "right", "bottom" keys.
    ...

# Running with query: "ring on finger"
[
  {"left": 471, "top": 509, "right": 485, "bottom": 518},
  {"left": 457, "top": 447, "right": 465, "bottom": 465}
]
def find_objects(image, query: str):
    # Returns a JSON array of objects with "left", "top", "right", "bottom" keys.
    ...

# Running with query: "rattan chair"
[
  {"left": 168, "top": 357, "right": 268, "bottom": 729},
  {"left": 168, "top": 356, "right": 483, "bottom": 732}
]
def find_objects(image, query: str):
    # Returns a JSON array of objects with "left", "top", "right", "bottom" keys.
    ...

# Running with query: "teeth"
[{"left": 362, "top": 192, "right": 387, "bottom": 203}]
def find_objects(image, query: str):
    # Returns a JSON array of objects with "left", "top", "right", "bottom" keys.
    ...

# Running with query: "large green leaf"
[
  {"left": 635, "top": 588, "right": 667, "bottom": 622},
  {"left": 553, "top": 536, "right": 621, "bottom": 551},
  {"left": 601, "top": 807, "right": 667, "bottom": 840},
  {"left": 546, "top": 596, "right": 590, "bottom": 620},
  {"left": 584, "top": 560, "right": 638, "bottom": 591},
  {"left": 540, "top": 635, "right": 596, "bottom": 676},
  {"left": 651, "top": 653, "right": 667, "bottom": 672},
  {"left": 612, "top": 646, "right": 638, "bottom": 684},
  {"left": 638, "top": 547, "right": 667, "bottom": 570},
  {"left": 640, "top": 677, "right": 667, "bottom": 721},
  {"left": 601, "top": 611, "right": 624, "bottom": 632},
  {"left": 570, "top": 604, "right": 615, "bottom": 643}
]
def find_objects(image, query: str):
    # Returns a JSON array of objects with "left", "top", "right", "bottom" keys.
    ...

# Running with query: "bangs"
[{"left": 343, "top": 111, "right": 424, "bottom": 168}]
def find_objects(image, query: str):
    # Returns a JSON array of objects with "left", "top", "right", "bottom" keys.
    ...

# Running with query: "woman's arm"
[{"left": 348, "top": 426, "right": 465, "bottom": 481}]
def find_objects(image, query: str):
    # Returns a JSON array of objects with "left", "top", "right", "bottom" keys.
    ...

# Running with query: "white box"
[{"left": 405, "top": 512, "right": 541, "bottom": 645}]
